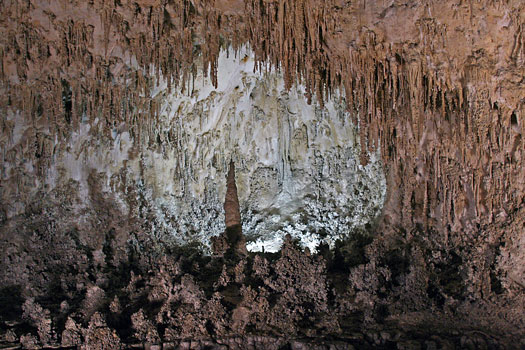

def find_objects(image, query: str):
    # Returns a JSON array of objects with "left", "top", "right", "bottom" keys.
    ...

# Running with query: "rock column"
[
  {"left": 224, "top": 160, "right": 242, "bottom": 228},
  {"left": 212, "top": 160, "right": 247, "bottom": 257}
]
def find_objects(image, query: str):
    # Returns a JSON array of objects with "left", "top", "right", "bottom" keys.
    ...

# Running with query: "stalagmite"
[
  {"left": 211, "top": 159, "right": 248, "bottom": 257},
  {"left": 223, "top": 160, "right": 247, "bottom": 256},
  {"left": 224, "top": 160, "right": 241, "bottom": 229},
  {"left": 0, "top": 0, "right": 524, "bottom": 348}
]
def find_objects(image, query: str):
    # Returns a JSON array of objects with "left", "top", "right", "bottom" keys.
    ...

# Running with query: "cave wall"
[
  {"left": 1, "top": 0, "right": 523, "bottom": 294},
  {"left": 149, "top": 47, "right": 386, "bottom": 252},
  {"left": 0, "top": 0, "right": 524, "bottom": 348}
]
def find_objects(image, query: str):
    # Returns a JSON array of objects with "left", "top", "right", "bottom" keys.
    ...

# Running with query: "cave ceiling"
[{"left": 0, "top": 0, "right": 524, "bottom": 348}]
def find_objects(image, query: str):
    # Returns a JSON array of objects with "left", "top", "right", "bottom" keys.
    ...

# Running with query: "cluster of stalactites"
[
  {"left": 0, "top": 0, "right": 523, "bottom": 238},
  {"left": 0, "top": 0, "right": 246, "bottom": 147}
]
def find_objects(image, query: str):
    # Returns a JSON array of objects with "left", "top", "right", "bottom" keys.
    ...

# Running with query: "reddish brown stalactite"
[{"left": 1, "top": 0, "right": 522, "bottom": 241}]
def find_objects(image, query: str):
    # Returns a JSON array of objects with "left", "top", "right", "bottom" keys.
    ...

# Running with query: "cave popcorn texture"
[{"left": 157, "top": 48, "right": 386, "bottom": 252}]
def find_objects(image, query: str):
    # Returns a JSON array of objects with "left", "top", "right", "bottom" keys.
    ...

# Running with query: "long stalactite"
[{"left": 1, "top": 0, "right": 522, "bottom": 238}]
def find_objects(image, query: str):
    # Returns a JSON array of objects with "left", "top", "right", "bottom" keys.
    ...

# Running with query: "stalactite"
[{"left": 0, "top": 0, "right": 522, "bottom": 244}]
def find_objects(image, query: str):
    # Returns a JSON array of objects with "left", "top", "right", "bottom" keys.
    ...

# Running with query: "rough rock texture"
[
  {"left": 225, "top": 161, "right": 242, "bottom": 229},
  {"left": 0, "top": 44, "right": 387, "bottom": 253},
  {"left": 154, "top": 48, "right": 386, "bottom": 251},
  {"left": 0, "top": 0, "right": 524, "bottom": 349},
  {"left": 2, "top": 233, "right": 524, "bottom": 349}
]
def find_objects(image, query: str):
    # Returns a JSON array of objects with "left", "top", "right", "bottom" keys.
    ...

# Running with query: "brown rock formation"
[
  {"left": 1, "top": 0, "right": 522, "bottom": 243},
  {"left": 0, "top": 0, "right": 524, "bottom": 348},
  {"left": 224, "top": 160, "right": 242, "bottom": 229},
  {"left": 212, "top": 160, "right": 247, "bottom": 257},
  {"left": 216, "top": 160, "right": 247, "bottom": 256}
]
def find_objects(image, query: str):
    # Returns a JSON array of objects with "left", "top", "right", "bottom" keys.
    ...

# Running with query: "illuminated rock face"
[
  {"left": 152, "top": 48, "right": 386, "bottom": 251},
  {"left": 0, "top": 48, "right": 385, "bottom": 253},
  {"left": 1, "top": 1, "right": 524, "bottom": 346}
]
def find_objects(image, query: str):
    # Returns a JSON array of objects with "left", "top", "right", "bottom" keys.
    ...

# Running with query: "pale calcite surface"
[
  {"left": 1, "top": 48, "right": 385, "bottom": 252},
  {"left": 152, "top": 47, "right": 386, "bottom": 252}
]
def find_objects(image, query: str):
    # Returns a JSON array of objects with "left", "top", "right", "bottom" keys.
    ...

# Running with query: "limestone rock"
[
  {"left": 0, "top": 0, "right": 523, "bottom": 348},
  {"left": 61, "top": 316, "right": 82, "bottom": 348},
  {"left": 81, "top": 312, "right": 122, "bottom": 350}
]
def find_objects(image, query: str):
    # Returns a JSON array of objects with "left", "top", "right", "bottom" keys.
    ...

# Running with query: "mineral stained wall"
[{"left": 0, "top": 0, "right": 524, "bottom": 349}]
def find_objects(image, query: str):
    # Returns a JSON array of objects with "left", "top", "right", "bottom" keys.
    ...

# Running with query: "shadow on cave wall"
[{"left": 1, "top": 210, "right": 521, "bottom": 349}]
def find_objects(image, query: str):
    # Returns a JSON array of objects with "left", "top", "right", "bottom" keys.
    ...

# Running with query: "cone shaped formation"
[
  {"left": 221, "top": 160, "right": 247, "bottom": 256},
  {"left": 224, "top": 160, "right": 242, "bottom": 229}
]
